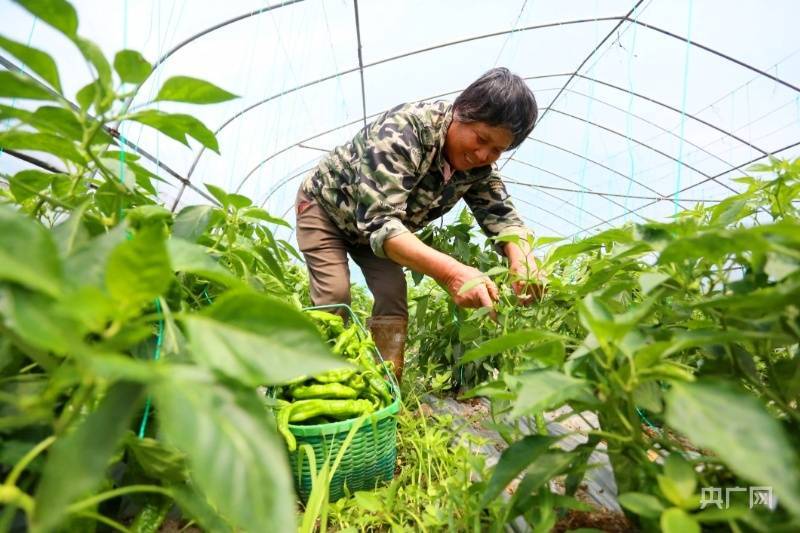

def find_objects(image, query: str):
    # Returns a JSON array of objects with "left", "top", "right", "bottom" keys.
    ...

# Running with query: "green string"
[
  {"left": 117, "top": 1, "right": 166, "bottom": 440},
  {"left": 673, "top": 0, "right": 694, "bottom": 214},
  {"left": 623, "top": 7, "right": 640, "bottom": 223},
  {"left": 636, "top": 406, "right": 659, "bottom": 431},
  {"left": 138, "top": 298, "right": 165, "bottom": 438},
  {"left": 576, "top": 0, "right": 600, "bottom": 231}
]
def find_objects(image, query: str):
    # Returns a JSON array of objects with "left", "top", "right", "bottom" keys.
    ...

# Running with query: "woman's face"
[{"left": 444, "top": 119, "right": 514, "bottom": 172}]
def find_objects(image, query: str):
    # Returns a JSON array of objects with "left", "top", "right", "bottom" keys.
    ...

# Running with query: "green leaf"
[
  {"left": 484, "top": 265, "right": 508, "bottom": 277},
  {"left": 664, "top": 454, "right": 696, "bottom": 503},
  {"left": 0, "top": 130, "right": 83, "bottom": 163},
  {"left": 73, "top": 36, "right": 111, "bottom": 88},
  {"left": 182, "top": 291, "right": 349, "bottom": 386},
  {"left": 765, "top": 252, "right": 798, "bottom": 281},
  {"left": 154, "top": 372, "right": 295, "bottom": 532},
  {"left": 658, "top": 232, "right": 755, "bottom": 265},
  {"left": 82, "top": 351, "right": 162, "bottom": 382},
  {"left": 241, "top": 207, "right": 291, "bottom": 228},
  {"left": 633, "top": 381, "right": 662, "bottom": 414},
  {"left": 123, "top": 432, "right": 188, "bottom": 483},
  {"left": 461, "top": 329, "right": 565, "bottom": 364},
  {"left": 639, "top": 272, "right": 670, "bottom": 295},
  {"left": 515, "top": 452, "right": 575, "bottom": 497},
  {"left": 63, "top": 224, "right": 128, "bottom": 290},
  {"left": 523, "top": 340, "right": 565, "bottom": 366},
  {"left": 13, "top": 0, "right": 79, "bottom": 37},
  {"left": 204, "top": 183, "right": 229, "bottom": 207},
  {"left": 618, "top": 492, "right": 665, "bottom": 518},
  {"left": 660, "top": 508, "right": 699, "bottom": 533},
  {"left": 124, "top": 205, "right": 173, "bottom": 229},
  {"left": 113, "top": 49, "right": 151, "bottom": 84},
  {"left": 658, "top": 475, "right": 692, "bottom": 508},
  {"left": 0, "top": 34, "right": 61, "bottom": 91},
  {"left": 106, "top": 225, "right": 173, "bottom": 312},
  {"left": 353, "top": 491, "right": 382, "bottom": 513},
  {"left": 168, "top": 238, "right": 241, "bottom": 288},
  {"left": 508, "top": 371, "right": 596, "bottom": 418},
  {"left": 170, "top": 484, "right": 235, "bottom": 533},
  {"left": 0, "top": 70, "right": 55, "bottom": 100},
  {"left": 666, "top": 380, "right": 800, "bottom": 516},
  {"left": 127, "top": 110, "right": 220, "bottom": 153},
  {"left": 227, "top": 193, "right": 252, "bottom": 210},
  {"left": 457, "top": 275, "right": 487, "bottom": 296},
  {"left": 155, "top": 76, "right": 238, "bottom": 104},
  {"left": 9, "top": 169, "right": 52, "bottom": 202},
  {"left": 75, "top": 81, "right": 96, "bottom": 111},
  {"left": 0, "top": 286, "right": 83, "bottom": 354},
  {"left": 0, "top": 103, "right": 33, "bottom": 122},
  {"left": 0, "top": 205, "right": 62, "bottom": 296},
  {"left": 29, "top": 105, "right": 86, "bottom": 141},
  {"left": 33, "top": 381, "right": 145, "bottom": 532},
  {"left": 482, "top": 435, "right": 557, "bottom": 505},
  {"left": 173, "top": 205, "right": 213, "bottom": 242}
]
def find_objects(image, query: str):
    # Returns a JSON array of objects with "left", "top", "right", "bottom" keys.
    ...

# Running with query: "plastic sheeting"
[{"left": 2, "top": 0, "right": 800, "bottom": 243}]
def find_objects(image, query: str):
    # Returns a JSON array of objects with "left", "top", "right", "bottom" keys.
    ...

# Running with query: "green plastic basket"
[
  {"left": 284, "top": 303, "right": 401, "bottom": 503},
  {"left": 288, "top": 395, "right": 400, "bottom": 502}
]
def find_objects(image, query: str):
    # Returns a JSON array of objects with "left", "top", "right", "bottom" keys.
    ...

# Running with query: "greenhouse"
[{"left": 1, "top": 0, "right": 799, "bottom": 531}]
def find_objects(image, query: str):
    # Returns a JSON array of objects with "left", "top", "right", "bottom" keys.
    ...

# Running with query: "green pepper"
[
  {"left": 306, "top": 310, "right": 345, "bottom": 339},
  {"left": 346, "top": 373, "right": 367, "bottom": 393},
  {"left": 288, "top": 399, "right": 374, "bottom": 423},
  {"left": 355, "top": 340, "right": 382, "bottom": 373},
  {"left": 365, "top": 371, "right": 393, "bottom": 405},
  {"left": 291, "top": 382, "right": 359, "bottom": 400},
  {"left": 314, "top": 367, "right": 356, "bottom": 384},
  {"left": 130, "top": 495, "right": 171, "bottom": 533},
  {"left": 277, "top": 404, "right": 297, "bottom": 451},
  {"left": 332, "top": 325, "right": 358, "bottom": 356}
]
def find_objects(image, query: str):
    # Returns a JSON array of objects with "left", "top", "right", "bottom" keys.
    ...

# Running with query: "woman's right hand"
[{"left": 441, "top": 262, "right": 499, "bottom": 313}]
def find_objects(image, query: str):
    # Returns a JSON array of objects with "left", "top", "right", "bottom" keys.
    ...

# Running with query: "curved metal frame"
[
  {"left": 248, "top": 100, "right": 708, "bottom": 213},
  {"left": 568, "top": 140, "right": 800, "bottom": 239},
  {"left": 5, "top": 4, "right": 800, "bottom": 221},
  {"left": 503, "top": 179, "right": 721, "bottom": 204},
  {"left": 528, "top": 82, "right": 761, "bottom": 191},
  {"left": 504, "top": 157, "right": 649, "bottom": 221},
  {"left": 193, "top": 7, "right": 799, "bottom": 206},
  {"left": 121, "top": 0, "right": 307, "bottom": 113},
  {"left": 508, "top": 177, "right": 610, "bottom": 225}
]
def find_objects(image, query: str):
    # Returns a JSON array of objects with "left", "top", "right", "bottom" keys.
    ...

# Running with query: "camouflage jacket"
[{"left": 301, "top": 100, "right": 530, "bottom": 258}]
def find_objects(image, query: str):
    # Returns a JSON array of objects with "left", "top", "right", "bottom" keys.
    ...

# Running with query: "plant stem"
[
  {"left": 76, "top": 511, "right": 132, "bottom": 533},
  {"left": 67, "top": 485, "right": 173, "bottom": 515},
  {"left": 4, "top": 436, "right": 56, "bottom": 487}
]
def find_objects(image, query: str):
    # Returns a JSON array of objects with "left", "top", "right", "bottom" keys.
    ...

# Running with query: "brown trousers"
[{"left": 295, "top": 188, "right": 408, "bottom": 318}]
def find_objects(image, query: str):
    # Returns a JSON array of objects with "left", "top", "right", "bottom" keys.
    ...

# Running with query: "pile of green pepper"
[{"left": 275, "top": 311, "right": 395, "bottom": 451}]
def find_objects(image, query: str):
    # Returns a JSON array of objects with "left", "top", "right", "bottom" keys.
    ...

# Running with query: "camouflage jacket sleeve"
[
  {"left": 462, "top": 172, "right": 533, "bottom": 255},
  {"left": 355, "top": 112, "right": 428, "bottom": 258}
]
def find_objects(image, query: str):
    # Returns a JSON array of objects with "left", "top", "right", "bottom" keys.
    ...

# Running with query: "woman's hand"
[
  {"left": 503, "top": 239, "right": 546, "bottom": 305},
  {"left": 383, "top": 233, "right": 498, "bottom": 317},
  {"left": 509, "top": 257, "right": 546, "bottom": 305},
  {"left": 441, "top": 262, "right": 499, "bottom": 312}
]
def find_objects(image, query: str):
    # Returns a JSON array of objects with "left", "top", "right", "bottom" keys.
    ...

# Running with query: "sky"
[{"left": 2, "top": 0, "right": 800, "bottom": 273}]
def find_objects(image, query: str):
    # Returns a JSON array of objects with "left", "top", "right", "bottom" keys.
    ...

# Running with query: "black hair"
[{"left": 453, "top": 67, "right": 538, "bottom": 150}]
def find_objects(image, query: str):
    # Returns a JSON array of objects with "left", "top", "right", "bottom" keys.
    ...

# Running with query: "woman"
[{"left": 295, "top": 67, "right": 543, "bottom": 380}]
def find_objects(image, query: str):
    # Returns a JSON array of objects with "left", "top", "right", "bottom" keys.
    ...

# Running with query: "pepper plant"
[
  {"left": 0, "top": 1, "right": 351, "bottom": 532},
  {"left": 425, "top": 158, "right": 800, "bottom": 531}
]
